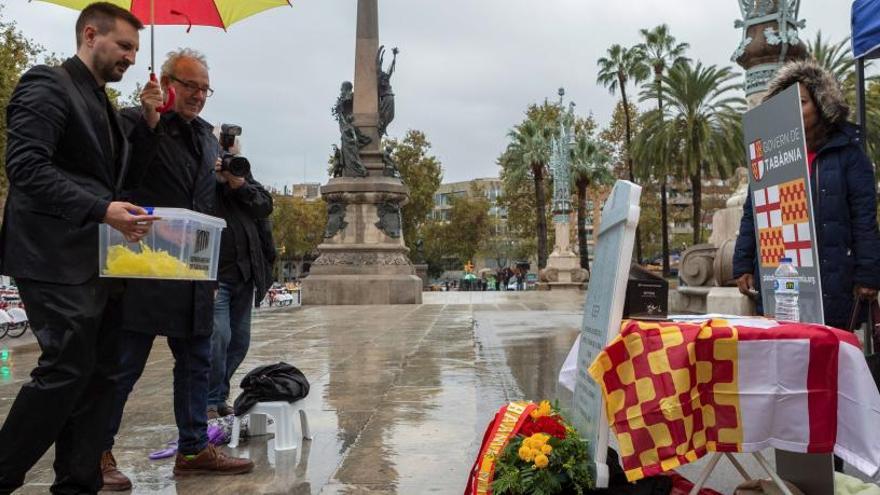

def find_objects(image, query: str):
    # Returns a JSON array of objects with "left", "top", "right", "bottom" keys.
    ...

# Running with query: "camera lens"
[{"left": 225, "top": 156, "right": 251, "bottom": 177}]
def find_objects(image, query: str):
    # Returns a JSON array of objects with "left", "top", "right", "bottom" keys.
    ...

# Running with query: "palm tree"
[
  {"left": 597, "top": 44, "right": 649, "bottom": 262},
  {"left": 808, "top": 31, "right": 855, "bottom": 86},
  {"left": 637, "top": 24, "right": 689, "bottom": 277},
  {"left": 637, "top": 62, "right": 745, "bottom": 245},
  {"left": 504, "top": 119, "right": 554, "bottom": 269},
  {"left": 570, "top": 135, "right": 612, "bottom": 273}
]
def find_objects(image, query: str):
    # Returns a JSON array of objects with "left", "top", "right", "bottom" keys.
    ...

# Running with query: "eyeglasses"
[{"left": 168, "top": 76, "right": 214, "bottom": 97}]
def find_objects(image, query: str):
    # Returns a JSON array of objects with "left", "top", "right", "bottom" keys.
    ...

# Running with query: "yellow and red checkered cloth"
[{"left": 588, "top": 319, "right": 880, "bottom": 482}]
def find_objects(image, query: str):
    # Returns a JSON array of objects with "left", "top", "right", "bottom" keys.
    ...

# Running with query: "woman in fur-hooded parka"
[{"left": 733, "top": 60, "right": 880, "bottom": 328}]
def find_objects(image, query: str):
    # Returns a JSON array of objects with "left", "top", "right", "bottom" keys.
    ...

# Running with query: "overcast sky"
[{"left": 4, "top": 0, "right": 856, "bottom": 190}]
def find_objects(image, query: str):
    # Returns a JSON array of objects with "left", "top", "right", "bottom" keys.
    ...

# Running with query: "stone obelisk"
[{"left": 303, "top": 0, "right": 422, "bottom": 305}]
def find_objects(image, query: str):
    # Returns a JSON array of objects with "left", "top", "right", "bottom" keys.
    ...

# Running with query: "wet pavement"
[{"left": 0, "top": 291, "right": 873, "bottom": 493}]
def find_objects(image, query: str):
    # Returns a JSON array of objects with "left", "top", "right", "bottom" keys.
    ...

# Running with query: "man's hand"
[
  {"left": 103, "top": 202, "right": 159, "bottom": 242},
  {"left": 855, "top": 285, "right": 878, "bottom": 301},
  {"left": 140, "top": 79, "right": 163, "bottom": 129},
  {"left": 214, "top": 159, "right": 245, "bottom": 189},
  {"left": 737, "top": 273, "right": 756, "bottom": 297}
]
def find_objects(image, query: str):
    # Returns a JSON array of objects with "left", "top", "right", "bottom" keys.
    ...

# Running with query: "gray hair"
[{"left": 160, "top": 48, "right": 209, "bottom": 78}]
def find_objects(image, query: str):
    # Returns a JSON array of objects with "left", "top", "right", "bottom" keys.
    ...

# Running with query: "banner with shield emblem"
[{"left": 742, "top": 84, "right": 823, "bottom": 324}]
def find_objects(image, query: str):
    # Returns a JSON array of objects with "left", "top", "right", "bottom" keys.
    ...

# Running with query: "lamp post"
[{"left": 732, "top": 0, "right": 808, "bottom": 108}]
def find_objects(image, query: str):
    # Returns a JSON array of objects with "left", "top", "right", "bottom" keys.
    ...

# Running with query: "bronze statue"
[
  {"left": 331, "top": 81, "right": 370, "bottom": 178},
  {"left": 325, "top": 202, "right": 349, "bottom": 239},
  {"left": 375, "top": 201, "right": 402, "bottom": 238},
  {"left": 377, "top": 46, "right": 398, "bottom": 138},
  {"left": 382, "top": 145, "right": 399, "bottom": 178}
]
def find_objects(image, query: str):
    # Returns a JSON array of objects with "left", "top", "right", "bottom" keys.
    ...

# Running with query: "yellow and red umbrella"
[{"left": 36, "top": 0, "right": 291, "bottom": 110}]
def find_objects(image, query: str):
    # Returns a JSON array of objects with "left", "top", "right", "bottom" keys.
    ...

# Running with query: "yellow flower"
[
  {"left": 541, "top": 444, "right": 552, "bottom": 454},
  {"left": 530, "top": 400, "right": 552, "bottom": 419},
  {"left": 534, "top": 453, "right": 549, "bottom": 468},
  {"left": 518, "top": 445, "right": 533, "bottom": 462}
]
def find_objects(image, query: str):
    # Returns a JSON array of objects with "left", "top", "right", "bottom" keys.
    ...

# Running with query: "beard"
[{"left": 93, "top": 53, "right": 130, "bottom": 83}]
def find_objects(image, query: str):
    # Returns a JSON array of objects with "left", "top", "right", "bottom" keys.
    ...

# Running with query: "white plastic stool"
[{"left": 228, "top": 401, "right": 311, "bottom": 452}]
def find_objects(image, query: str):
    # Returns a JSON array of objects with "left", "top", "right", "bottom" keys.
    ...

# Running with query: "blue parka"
[{"left": 733, "top": 123, "right": 880, "bottom": 328}]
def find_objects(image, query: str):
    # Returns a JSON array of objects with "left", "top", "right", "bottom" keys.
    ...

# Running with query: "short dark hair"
[{"left": 75, "top": 2, "right": 144, "bottom": 48}]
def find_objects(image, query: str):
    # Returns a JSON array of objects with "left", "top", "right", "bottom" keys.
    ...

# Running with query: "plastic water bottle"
[{"left": 774, "top": 257, "right": 800, "bottom": 322}]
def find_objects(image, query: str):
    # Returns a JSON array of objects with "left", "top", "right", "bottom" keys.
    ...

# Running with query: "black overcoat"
[{"left": 118, "top": 109, "right": 219, "bottom": 338}]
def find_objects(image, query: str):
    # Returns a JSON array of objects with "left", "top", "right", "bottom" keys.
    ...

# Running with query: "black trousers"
[{"left": 0, "top": 277, "right": 122, "bottom": 495}]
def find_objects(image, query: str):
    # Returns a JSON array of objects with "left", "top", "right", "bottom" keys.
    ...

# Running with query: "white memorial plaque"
[{"left": 572, "top": 180, "right": 641, "bottom": 488}]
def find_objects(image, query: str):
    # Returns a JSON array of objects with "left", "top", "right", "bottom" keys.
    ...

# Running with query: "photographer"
[{"left": 208, "top": 125, "right": 274, "bottom": 419}]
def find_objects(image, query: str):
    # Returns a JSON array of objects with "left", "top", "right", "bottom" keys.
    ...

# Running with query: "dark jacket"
[
  {"left": 0, "top": 57, "right": 146, "bottom": 284},
  {"left": 118, "top": 109, "right": 220, "bottom": 338},
  {"left": 233, "top": 362, "right": 309, "bottom": 416},
  {"left": 215, "top": 174, "right": 273, "bottom": 306},
  {"left": 734, "top": 123, "right": 880, "bottom": 328}
]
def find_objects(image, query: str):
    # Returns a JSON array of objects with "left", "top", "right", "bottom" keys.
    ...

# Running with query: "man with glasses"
[{"left": 100, "top": 48, "right": 253, "bottom": 491}]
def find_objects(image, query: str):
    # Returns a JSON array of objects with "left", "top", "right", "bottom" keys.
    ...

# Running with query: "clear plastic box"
[{"left": 99, "top": 207, "right": 227, "bottom": 281}]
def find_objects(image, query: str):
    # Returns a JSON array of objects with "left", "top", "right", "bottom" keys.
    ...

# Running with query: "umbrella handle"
[{"left": 150, "top": 73, "right": 176, "bottom": 114}]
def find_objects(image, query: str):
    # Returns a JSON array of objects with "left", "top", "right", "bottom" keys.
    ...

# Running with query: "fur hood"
[{"left": 764, "top": 59, "right": 850, "bottom": 125}]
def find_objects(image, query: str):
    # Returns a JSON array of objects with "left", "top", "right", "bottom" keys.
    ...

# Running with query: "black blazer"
[{"left": 0, "top": 57, "right": 132, "bottom": 284}]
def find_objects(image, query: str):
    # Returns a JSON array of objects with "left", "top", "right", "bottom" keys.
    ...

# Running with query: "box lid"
[{"left": 148, "top": 207, "right": 226, "bottom": 229}]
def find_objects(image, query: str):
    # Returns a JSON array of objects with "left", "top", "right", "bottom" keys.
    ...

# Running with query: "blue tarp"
[{"left": 853, "top": 0, "right": 880, "bottom": 59}]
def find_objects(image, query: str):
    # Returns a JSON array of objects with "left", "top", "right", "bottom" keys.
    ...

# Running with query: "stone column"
[
  {"left": 302, "top": 0, "right": 421, "bottom": 305},
  {"left": 352, "top": 0, "right": 383, "bottom": 174}
]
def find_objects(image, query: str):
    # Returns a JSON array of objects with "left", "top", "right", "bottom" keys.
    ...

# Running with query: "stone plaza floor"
[{"left": 0, "top": 290, "right": 875, "bottom": 494}]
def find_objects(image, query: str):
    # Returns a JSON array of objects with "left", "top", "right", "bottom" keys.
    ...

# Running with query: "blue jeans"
[
  {"left": 208, "top": 281, "right": 254, "bottom": 407},
  {"left": 105, "top": 331, "right": 212, "bottom": 455}
]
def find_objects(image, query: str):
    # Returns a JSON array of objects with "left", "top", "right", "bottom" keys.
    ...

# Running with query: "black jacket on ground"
[
  {"left": 233, "top": 362, "right": 309, "bottom": 415},
  {"left": 215, "top": 173, "right": 273, "bottom": 305},
  {"left": 734, "top": 123, "right": 880, "bottom": 327},
  {"left": 0, "top": 57, "right": 153, "bottom": 284},
  {"left": 118, "top": 109, "right": 220, "bottom": 338}
]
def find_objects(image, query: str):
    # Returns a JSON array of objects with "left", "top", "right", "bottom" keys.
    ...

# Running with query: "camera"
[{"left": 219, "top": 124, "right": 251, "bottom": 177}]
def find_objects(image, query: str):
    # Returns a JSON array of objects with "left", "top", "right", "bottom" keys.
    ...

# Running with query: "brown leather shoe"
[
  {"left": 101, "top": 450, "right": 132, "bottom": 491},
  {"left": 173, "top": 445, "right": 254, "bottom": 476}
]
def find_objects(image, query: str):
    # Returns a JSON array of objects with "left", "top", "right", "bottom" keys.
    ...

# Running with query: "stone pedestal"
[
  {"left": 303, "top": 177, "right": 421, "bottom": 305},
  {"left": 413, "top": 263, "right": 429, "bottom": 289},
  {"left": 706, "top": 287, "right": 756, "bottom": 315},
  {"left": 538, "top": 222, "right": 587, "bottom": 290}
]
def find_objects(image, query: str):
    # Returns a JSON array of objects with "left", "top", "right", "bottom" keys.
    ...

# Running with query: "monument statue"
[
  {"left": 303, "top": 0, "right": 421, "bottom": 305},
  {"left": 539, "top": 88, "right": 586, "bottom": 290},
  {"left": 332, "top": 81, "right": 370, "bottom": 178},
  {"left": 325, "top": 202, "right": 348, "bottom": 239},
  {"left": 375, "top": 201, "right": 402, "bottom": 238},
  {"left": 377, "top": 45, "right": 398, "bottom": 138},
  {"left": 382, "top": 145, "right": 400, "bottom": 178}
]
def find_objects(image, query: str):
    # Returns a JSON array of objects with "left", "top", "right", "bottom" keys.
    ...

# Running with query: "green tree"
[
  {"left": 636, "top": 62, "right": 745, "bottom": 245},
  {"left": 637, "top": 24, "right": 689, "bottom": 277},
  {"left": 271, "top": 196, "right": 327, "bottom": 273},
  {"left": 570, "top": 134, "right": 612, "bottom": 273},
  {"left": 385, "top": 130, "right": 443, "bottom": 253},
  {"left": 502, "top": 119, "right": 554, "bottom": 269},
  {"left": 444, "top": 183, "right": 492, "bottom": 264},
  {"left": 597, "top": 44, "right": 648, "bottom": 262},
  {"left": 808, "top": 31, "right": 855, "bottom": 87}
]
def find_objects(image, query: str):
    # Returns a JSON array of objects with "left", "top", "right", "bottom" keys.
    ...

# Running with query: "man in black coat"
[
  {"left": 100, "top": 49, "right": 253, "bottom": 490},
  {"left": 207, "top": 132, "right": 274, "bottom": 418},
  {"left": 0, "top": 4, "right": 158, "bottom": 494}
]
